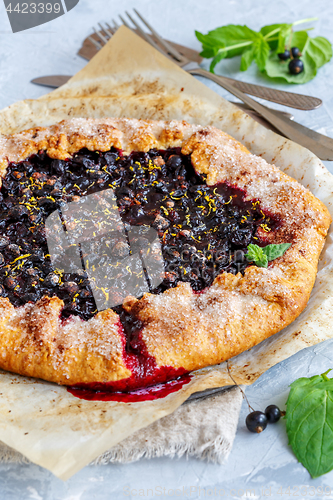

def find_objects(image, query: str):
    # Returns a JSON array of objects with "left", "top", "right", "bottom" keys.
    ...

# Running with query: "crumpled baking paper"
[{"left": 0, "top": 26, "right": 332, "bottom": 480}]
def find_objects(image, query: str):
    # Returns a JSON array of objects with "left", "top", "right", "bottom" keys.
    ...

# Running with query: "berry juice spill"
[{"left": 68, "top": 374, "right": 192, "bottom": 402}]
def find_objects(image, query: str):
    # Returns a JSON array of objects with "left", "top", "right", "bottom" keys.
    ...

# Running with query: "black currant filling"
[{"left": 0, "top": 147, "right": 279, "bottom": 322}]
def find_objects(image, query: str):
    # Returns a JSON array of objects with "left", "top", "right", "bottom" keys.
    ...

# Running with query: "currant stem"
[{"left": 226, "top": 360, "right": 255, "bottom": 413}]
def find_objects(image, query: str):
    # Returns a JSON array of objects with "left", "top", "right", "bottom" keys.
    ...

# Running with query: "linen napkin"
[{"left": 0, "top": 387, "right": 243, "bottom": 466}]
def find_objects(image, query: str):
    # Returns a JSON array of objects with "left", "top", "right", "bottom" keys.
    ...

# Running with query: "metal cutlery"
[
  {"left": 80, "top": 21, "right": 321, "bottom": 111},
  {"left": 184, "top": 385, "right": 233, "bottom": 404},
  {"left": 32, "top": 75, "right": 71, "bottom": 88}
]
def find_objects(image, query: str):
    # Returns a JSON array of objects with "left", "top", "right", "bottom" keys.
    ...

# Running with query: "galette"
[{"left": 0, "top": 117, "right": 330, "bottom": 392}]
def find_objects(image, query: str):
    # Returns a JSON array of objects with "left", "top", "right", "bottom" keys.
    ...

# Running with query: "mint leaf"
[
  {"left": 286, "top": 370, "right": 333, "bottom": 478},
  {"left": 291, "top": 30, "right": 309, "bottom": 52},
  {"left": 253, "top": 38, "right": 270, "bottom": 71},
  {"left": 196, "top": 24, "right": 262, "bottom": 73},
  {"left": 276, "top": 24, "right": 293, "bottom": 53},
  {"left": 262, "top": 243, "right": 291, "bottom": 261},
  {"left": 306, "top": 36, "right": 333, "bottom": 68},
  {"left": 198, "top": 24, "right": 260, "bottom": 56},
  {"left": 240, "top": 46, "right": 255, "bottom": 71},
  {"left": 256, "top": 254, "right": 268, "bottom": 268},
  {"left": 260, "top": 23, "right": 292, "bottom": 52},
  {"left": 260, "top": 23, "right": 282, "bottom": 50},
  {"left": 245, "top": 243, "right": 264, "bottom": 261},
  {"left": 200, "top": 47, "right": 217, "bottom": 59},
  {"left": 210, "top": 48, "right": 228, "bottom": 73},
  {"left": 195, "top": 30, "right": 221, "bottom": 57},
  {"left": 245, "top": 244, "right": 268, "bottom": 268},
  {"left": 245, "top": 243, "right": 291, "bottom": 268}
]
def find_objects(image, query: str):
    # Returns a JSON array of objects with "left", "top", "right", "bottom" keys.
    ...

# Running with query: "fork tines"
[{"left": 89, "top": 10, "right": 185, "bottom": 63}]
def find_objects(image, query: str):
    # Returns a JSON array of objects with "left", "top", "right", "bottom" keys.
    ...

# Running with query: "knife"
[
  {"left": 30, "top": 74, "right": 333, "bottom": 160},
  {"left": 30, "top": 75, "right": 295, "bottom": 122}
]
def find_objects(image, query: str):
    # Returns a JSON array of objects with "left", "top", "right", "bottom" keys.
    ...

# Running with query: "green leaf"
[
  {"left": 262, "top": 243, "right": 291, "bottom": 261},
  {"left": 253, "top": 38, "right": 270, "bottom": 71},
  {"left": 286, "top": 370, "right": 333, "bottom": 478},
  {"left": 210, "top": 48, "right": 228, "bottom": 73},
  {"left": 306, "top": 36, "right": 333, "bottom": 68},
  {"left": 291, "top": 30, "right": 309, "bottom": 51},
  {"left": 276, "top": 24, "right": 293, "bottom": 53},
  {"left": 196, "top": 24, "right": 260, "bottom": 60},
  {"left": 260, "top": 23, "right": 283, "bottom": 39},
  {"left": 195, "top": 30, "right": 221, "bottom": 57},
  {"left": 245, "top": 243, "right": 264, "bottom": 261},
  {"left": 240, "top": 46, "right": 255, "bottom": 71},
  {"left": 264, "top": 52, "right": 316, "bottom": 84},
  {"left": 245, "top": 244, "right": 268, "bottom": 268},
  {"left": 199, "top": 47, "right": 217, "bottom": 59},
  {"left": 245, "top": 243, "right": 291, "bottom": 267},
  {"left": 260, "top": 23, "right": 293, "bottom": 52},
  {"left": 256, "top": 254, "right": 268, "bottom": 268},
  {"left": 205, "top": 24, "right": 259, "bottom": 44}
]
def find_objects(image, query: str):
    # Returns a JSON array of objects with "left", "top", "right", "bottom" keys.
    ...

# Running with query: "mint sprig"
[
  {"left": 286, "top": 370, "right": 333, "bottom": 478},
  {"left": 245, "top": 243, "right": 291, "bottom": 268},
  {"left": 195, "top": 18, "right": 332, "bottom": 84}
]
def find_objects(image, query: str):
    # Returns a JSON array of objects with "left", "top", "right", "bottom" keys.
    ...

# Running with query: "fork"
[{"left": 89, "top": 10, "right": 333, "bottom": 160}]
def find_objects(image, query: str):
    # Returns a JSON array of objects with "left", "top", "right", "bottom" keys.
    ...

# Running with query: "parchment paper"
[{"left": 0, "top": 26, "right": 333, "bottom": 480}]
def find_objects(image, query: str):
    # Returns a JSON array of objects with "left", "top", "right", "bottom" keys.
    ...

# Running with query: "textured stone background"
[{"left": 1, "top": 0, "right": 333, "bottom": 497}]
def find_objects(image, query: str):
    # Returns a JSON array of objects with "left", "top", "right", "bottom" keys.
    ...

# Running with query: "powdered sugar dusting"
[
  {"left": 0, "top": 297, "right": 129, "bottom": 384},
  {"left": 0, "top": 117, "right": 330, "bottom": 384}
]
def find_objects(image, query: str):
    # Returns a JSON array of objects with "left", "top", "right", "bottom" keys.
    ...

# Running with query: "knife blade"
[
  {"left": 184, "top": 385, "right": 234, "bottom": 404},
  {"left": 30, "top": 75, "right": 294, "bottom": 120},
  {"left": 32, "top": 75, "right": 71, "bottom": 88}
]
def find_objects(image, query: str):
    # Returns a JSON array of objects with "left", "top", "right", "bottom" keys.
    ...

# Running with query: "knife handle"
[
  {"left": 223, "top": 76, "right": 322, "bottom": 110},
  {"left": 188, "top": 70, "right": 322, "bottom": 111}
]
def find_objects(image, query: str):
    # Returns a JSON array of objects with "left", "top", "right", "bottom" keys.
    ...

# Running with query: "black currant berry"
[
  {"left": 289, "top": 59, "right": 304, "bottom": 75},
  {"left": 44, "top": 273, "right": 60, "bottom": 287},
  {"left": 166, "top": 155, "right": 182, "bottom": 169},
  {"left": 291, "top": 47, "right": 301, "bottom": 58},
  {"left": 0, "top": 237, "right": 9, "bottom": 250},
  {"left": 265, "top": 404, "right": 281, "bottom": 423},
  {"left": 246, "top": 411, "right": 268, "bottom": 433},
  {"left": 278, "top": 49, "right": 290, "bottom": 61}
]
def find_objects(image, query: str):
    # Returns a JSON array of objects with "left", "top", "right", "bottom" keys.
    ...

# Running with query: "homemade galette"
[{"left": 0, "top": 118, "right": 330, "bottom": 391}]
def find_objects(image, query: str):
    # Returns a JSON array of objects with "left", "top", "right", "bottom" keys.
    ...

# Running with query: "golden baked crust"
[{"left": 0, "top": 118, "right": 330, "bottom": 386}]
